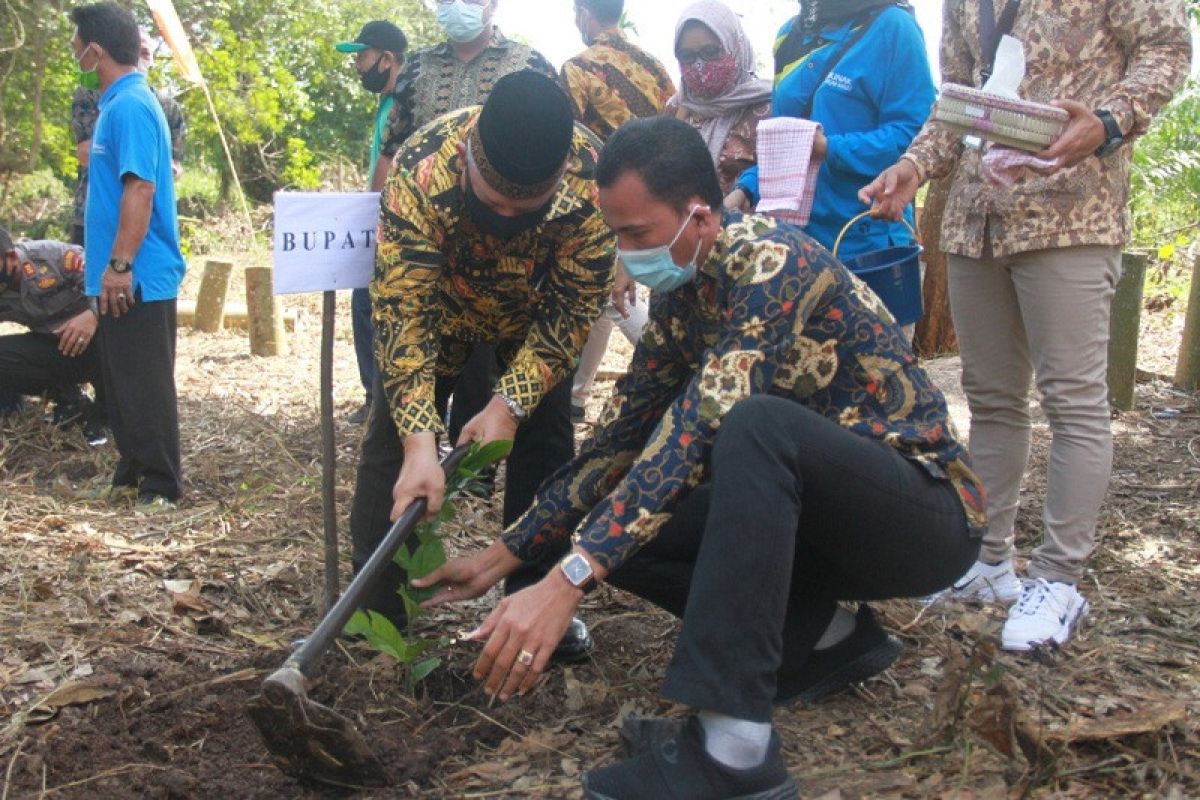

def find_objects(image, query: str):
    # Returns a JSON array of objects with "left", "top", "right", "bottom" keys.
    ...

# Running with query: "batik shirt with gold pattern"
[
  {"left": 503, "top": 213, "right": 987, "bottom": 571},
  {"left": 561, "top": 31, "right": 676, "bottom": 141},
  {"left": 373, "top": 108, "right": 615, "bottom": 437}
]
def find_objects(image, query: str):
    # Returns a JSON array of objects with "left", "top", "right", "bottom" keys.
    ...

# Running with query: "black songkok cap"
[{"left": 472, "top": 70, "right": 574, "bottom": 198}]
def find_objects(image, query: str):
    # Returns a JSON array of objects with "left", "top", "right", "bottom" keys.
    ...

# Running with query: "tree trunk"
[
  {"left": 26, "top": 56, "right": 44, "bottom": 172},
  {"left": 244, "top": 266, "right": 287, "bottom": 357},
  {"left": 1107, "top": 252, "right": 1148, "bottom": 411},
  {"left": 193, "top": 258, "right": 234, "bottom": 333},
  {"left": 1173, "top": 253, "right": 1200, "bottom": 391},
  {"left": 914, "top": 176, "right": 957, "bottom": 357}
]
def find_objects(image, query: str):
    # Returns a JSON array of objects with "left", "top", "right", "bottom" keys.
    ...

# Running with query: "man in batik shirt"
[
  {"left": 563, "top": 0, "right": 675, "bottom": 141},
  {"left": 415, "top": 117, "right": 987, "bottom": 799},
  {"left": 562, "top": 0, "right": 676, "bottom": 422},
  {"left": 377, "top": 0, "right": 560, "bottom": 447},
  {"left": 351, "top": 71, "right": 613, "bottom": 662}
]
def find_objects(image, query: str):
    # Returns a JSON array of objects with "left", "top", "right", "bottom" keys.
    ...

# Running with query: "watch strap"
[
  {"left": 1094, "top": 109, "right": 1123, "bottom": 156},
  {"left": 496, "top": 392, "right": 528, "bottom": 421}
]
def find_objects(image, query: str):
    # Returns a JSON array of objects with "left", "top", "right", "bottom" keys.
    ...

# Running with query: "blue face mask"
[
  {"left": 437, "top": 1, "right": 487, "bottom": 43},
  {"left": 618, "top": 207, "right": 703, "bottom": 292}
]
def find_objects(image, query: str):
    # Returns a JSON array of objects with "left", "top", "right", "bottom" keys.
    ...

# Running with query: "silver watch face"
[{"left": 562, "top": 554, "right": 592, "bottom": 586}]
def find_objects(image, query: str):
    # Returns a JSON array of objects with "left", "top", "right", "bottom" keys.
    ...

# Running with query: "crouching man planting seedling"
[{"left": 415, "top": 117, "right": 987, "bottom": 800}]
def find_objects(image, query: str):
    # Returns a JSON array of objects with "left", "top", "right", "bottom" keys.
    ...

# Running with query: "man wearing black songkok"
[{"left": 349, "top": 70, "right": 614, "bottom": 661}]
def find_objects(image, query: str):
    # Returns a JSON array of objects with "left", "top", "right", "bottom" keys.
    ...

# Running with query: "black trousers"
[
  {"left": 349, "top": 359, "right": 574, "bottom": 623},
  {"left": 0, "top": 330, "right": 101, "bottom": 401},
  {"left": 607, "top": 395, "right": 981, "bottom": 722},
  {"left": 97, "top": 296, "right": 182, "bottom": 500}
]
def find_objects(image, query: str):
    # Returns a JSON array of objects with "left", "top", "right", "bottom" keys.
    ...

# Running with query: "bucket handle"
[{"left": 832, "top": 210, "right": 919, "bottom": 259}]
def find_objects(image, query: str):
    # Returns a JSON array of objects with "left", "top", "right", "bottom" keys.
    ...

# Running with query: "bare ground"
[{"left": 1, "top": 264, "right": 1197, "bottom": 798}]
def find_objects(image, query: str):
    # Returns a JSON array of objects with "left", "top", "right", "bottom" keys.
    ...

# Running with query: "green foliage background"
[
  {"left": 0, "top": 0, "right": 437, "bottom": 234},
  {"left": 0, "top": 0, "right": 1195, "bottom": 278}
]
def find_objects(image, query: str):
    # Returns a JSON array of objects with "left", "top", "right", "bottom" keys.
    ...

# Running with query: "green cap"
[{"left": 335, "top": 21, "right": 407, "bottom": 56}]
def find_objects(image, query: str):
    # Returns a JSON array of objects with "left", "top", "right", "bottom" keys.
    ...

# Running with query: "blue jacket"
[{"left": 737, "top": 7, "right": 935, "bottom": 258}]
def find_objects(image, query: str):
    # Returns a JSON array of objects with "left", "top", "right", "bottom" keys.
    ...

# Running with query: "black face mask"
[
  {"left": 463, "top": 176, "right": 552, "bottom": 240},
  {"left": 358, "top": 55, "right": 390, "bottom": 94}
]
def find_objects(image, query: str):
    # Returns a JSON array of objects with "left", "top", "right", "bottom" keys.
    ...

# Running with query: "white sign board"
[{"left": 272, "top": 191, "right": 380, "bottom": 294}]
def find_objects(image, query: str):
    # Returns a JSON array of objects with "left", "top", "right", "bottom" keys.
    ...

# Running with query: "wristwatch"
[
  {"left": 559, "top": 552, "right": 598, "bottom": 594},
  {"left": 108, "top": 257, "right": 132, "bottom": 274},
  {"left": 1094, "top": 109, "right": 1124, "bottom": 158},
  {"left": 496, "top": 392, "right": 528, "bottom": 421}
]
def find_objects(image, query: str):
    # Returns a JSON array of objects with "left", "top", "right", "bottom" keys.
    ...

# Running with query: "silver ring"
[
  {"left": 517, "top": 649, "right": 534, "bottom": 666},
  {"left": 118, "top": 293, "right": 127, "bottom": 301}
]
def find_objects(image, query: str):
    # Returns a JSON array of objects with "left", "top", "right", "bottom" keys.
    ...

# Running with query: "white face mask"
[{"left": 437, "top": 1, "right": 487, "bottom": 43}]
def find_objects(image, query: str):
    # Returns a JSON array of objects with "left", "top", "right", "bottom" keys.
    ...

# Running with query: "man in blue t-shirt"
[{"left": 70, "top": 2, "right": 186, "bottom": 510}]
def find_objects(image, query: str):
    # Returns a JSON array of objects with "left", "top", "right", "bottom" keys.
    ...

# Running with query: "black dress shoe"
[
  {"left": 586, "top": 716, "right": 798, "bottom": 800},
  {"left": 551, "top": 616, "right": 594, "bottom": 664},
  {"left": 776, "top": 604, "right": 902, "bottom": 706},
  {"left": 346, "top": 401, "right": 371, "bottom": 424},
  {"left": 619, "top": 606, "right": 902, "bottom": 757}
]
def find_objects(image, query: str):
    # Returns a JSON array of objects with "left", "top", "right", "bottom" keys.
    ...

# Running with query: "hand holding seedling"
[
  {"left": 414, "top": 540, "right": 521, "bottom": 607},
  {"left": 458, "top": 394, "right": 520, "bottom": 447}
]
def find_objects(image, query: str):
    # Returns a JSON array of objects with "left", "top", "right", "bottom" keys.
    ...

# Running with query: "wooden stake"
[
  {"left": 1107, "top": 251, "right": 1147, "bottom": 412},
  {"left": 177, "top": 300, "right": 296, "bottom": 332},
  {"left": 192, "top": 258, "right": 233, "bottom": 333},
  {"left": 1173, "top": 253, "right": 1200, "bottom": 391},
  {"left": 321, "top": 290, "right": 338, "bottom": 611},
  {"left": 244, "top": 266, "right": 287, "bottom": 357}
]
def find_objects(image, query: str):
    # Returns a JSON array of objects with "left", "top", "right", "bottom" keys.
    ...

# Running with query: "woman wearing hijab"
[
  {"left": 666, "top": 1, "right": 773, "bottom": 195},
  {"left": 730, "top": 0, "right": 935, "bottom": 258}
]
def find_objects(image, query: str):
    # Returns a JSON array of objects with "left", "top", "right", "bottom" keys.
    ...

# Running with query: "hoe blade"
[{"left": 245, "top": 667, "right": 388, "bottom": 788}]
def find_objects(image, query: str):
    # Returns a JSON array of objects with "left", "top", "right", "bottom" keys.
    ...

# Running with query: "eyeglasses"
[{"left": 676, "top": 45, "right": 724, "bottom": 64}]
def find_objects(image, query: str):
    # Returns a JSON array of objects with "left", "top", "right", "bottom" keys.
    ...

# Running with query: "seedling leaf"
[
  {"left": 344, "top": 610, "right": 407, "bottom": 661},
  {"left": 412, "top": 657, "right": 441, "bottom": 683},
  {"left": 460, "top": 439, "right": 513, "bottom": 474},
  {"left": 408, "top": 537, "right": 446, "bottom": 581}
]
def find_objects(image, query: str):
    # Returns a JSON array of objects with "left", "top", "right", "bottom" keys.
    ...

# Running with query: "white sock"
[
  {"left": 698, "top": 711, "right": 771, "bottom": 770},
  {"left": 814, "top": 604, "right": 857, "bottom": 651}
]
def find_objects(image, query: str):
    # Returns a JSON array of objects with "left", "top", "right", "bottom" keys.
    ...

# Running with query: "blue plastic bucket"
[{"left": 833, "top": 211, "right": 924, "bottom": 326}]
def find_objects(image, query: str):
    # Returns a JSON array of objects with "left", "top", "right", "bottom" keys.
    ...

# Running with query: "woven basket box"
[{"left": 934, "top": 84, "right": 1069, "bottom": 152}]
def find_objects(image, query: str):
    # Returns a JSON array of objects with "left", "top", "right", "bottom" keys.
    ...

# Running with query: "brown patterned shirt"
[
  {"left": 904, "top": 0, "right": 1191, "bottom": 258},
  {"left": 561, "top": 31, "right": 675, "bottom": 141},
  {"left": 667, "top": 97, "right": 773, "bottom": 196},
  {"left": 374, "top": 108, "right": 615, "bottom": 437},
  {"left": 380, "top": 28, "right": 558, "bottom": 158}
]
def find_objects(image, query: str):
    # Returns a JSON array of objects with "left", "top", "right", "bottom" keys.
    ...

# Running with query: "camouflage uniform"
[{"left": 69, "top": 86, "right": 186, "bottom": 241}]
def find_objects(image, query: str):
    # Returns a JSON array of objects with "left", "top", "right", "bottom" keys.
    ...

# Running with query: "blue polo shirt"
[
  {"left": 737, "top": 7, "right": 935, "bottom": 258},
  {"left": 85, "top": 71, "right": 185, "bottom": 301}
]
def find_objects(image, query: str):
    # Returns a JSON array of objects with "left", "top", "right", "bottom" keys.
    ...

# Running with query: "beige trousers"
[{"left": 948, "top": 242, "right": 1121, "bottom": 584}]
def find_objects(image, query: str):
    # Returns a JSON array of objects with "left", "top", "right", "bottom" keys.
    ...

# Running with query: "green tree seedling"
[{"left": 344, "top": 439, "right": 512, "bottom": 693}]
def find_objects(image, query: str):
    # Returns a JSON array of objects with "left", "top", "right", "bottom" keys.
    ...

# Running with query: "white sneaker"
[
  {"left": 1001, "top": 579, "right": 1089, "bottom": 651},
  {"left": 924, "top": 559, "right": 1023, "bottom": 606}
]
